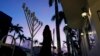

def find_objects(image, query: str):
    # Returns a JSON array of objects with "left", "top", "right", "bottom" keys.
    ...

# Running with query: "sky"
[{"left": 0, "top": 0, "right": 66, "bottom": 47}]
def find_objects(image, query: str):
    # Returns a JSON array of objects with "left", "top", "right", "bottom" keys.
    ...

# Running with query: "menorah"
[{"left": 22, "top": 3, "right": 43, "bottom": 56}]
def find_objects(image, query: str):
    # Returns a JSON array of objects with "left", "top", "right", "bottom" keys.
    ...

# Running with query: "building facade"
[
  {"left": 0, "top": 11, "right": 12, "bottom": 43},
  {"left": 61, "top": 0, "right": 100, "bottom": 56}
]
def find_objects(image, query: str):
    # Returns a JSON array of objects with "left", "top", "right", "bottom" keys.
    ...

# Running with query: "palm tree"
[
  {"left": 9, "top": 24, "right": 23, "bottom": 44},
  {"left": 52, "top": 11, "right": 67, "bottom": 25},
  {"left": 49, "top": 0, "right": 63, "bottom": 56},
  {"left": 49, "top": 0, "right": 67, "bottom": 56},
  {"left": 8, "top": 24, "right": 24, "bottom": 56},
  {"left": 12, "top": 24, "right": 23, "bottom": 34},
  {"left": 17, "top": 34, "right": 26, "bottom": 46}
]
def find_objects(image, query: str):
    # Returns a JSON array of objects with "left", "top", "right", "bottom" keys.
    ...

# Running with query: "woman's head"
[
  {"left": 45, "top": 25, "right": 49, "bottom": 29},
  {"left": 43, "top": 25, "right": 50, "bottom": 36}
]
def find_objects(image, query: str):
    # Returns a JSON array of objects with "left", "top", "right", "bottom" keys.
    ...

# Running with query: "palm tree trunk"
[
  {"left": 19, "top": 40, "right": 21, "bottom": 46},
  {"left": 67, "top": 33, "right": 71, "bottom": 56},
  {"left": 10, "top": 33, "right": 16, "bottom": 56},
  {"left": 55, "top": 0, "right": 62, "bottom": 56},
  {"left": 11, "top": 32, "right": 16, "bottom": 44}
]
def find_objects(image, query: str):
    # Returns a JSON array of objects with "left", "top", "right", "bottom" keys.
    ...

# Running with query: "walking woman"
[{"left": 39, "top": 25, "right": 52, "bottom": 56}]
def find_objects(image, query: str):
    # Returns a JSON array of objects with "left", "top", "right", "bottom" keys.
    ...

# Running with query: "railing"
[{"left": 0, "top": 35, "right": 16, "bottom": 56}]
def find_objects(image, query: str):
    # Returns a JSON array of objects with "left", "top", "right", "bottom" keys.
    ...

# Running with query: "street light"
[{"left": 81, "top": 12, "right": 88, "bottom": 18}]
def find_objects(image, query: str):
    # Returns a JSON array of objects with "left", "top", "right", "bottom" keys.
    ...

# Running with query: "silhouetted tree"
[
  {"left": 9, "top": 24, "right": 23, "bottom": 44},
  {"left": 17, "top": 34, "right": 26, "bottom": 46},
  {"left": 49, "top": 0, "right": 64, "bottom": 56},
  {"left": 52, "top": 11, "right": 67, "bottom": 25},
  {"left": 39, "top": 25, "right": 52, "bottom": 56},
  {"left": 9, "top": 24, "right": 23, "bottom": 34}
]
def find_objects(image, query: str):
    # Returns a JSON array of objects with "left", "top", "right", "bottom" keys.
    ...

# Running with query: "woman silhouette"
[{"left": 39, "top": 25, "right": 52, "bottom": 56}]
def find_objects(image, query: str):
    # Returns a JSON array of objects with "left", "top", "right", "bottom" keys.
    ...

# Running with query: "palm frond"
[
  {"left": 49, "top": 0, "right": 53, "bottom": 7},
  {"left": 51, "top": 15, "right": 56, "bottom": 21},
  {"left": 17, "top": 34, "right": 26, "bottom": 41},
  {"left": 14, "top": 24, "right": 23, "bottom": 33}
]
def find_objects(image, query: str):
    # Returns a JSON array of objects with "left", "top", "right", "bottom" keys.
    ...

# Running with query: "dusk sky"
[{"left": 0, "top": 0, "right": 66, "bottom": 47}]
